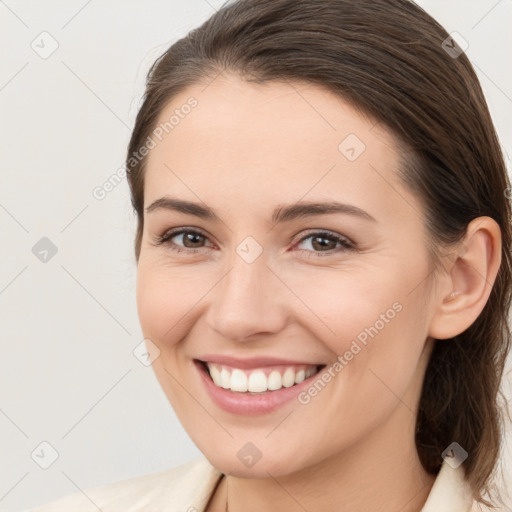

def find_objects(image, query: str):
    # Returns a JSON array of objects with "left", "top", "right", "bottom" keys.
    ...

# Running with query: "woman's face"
[{"left": 136, "top": 73, "right": 439, "bottom": 477}]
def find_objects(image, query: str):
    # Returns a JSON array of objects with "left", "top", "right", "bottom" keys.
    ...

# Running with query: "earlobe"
[{"left": 428, "top": 216, "right": 502, "bottom": 340}]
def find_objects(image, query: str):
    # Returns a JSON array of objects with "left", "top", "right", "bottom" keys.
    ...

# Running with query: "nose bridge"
[{"left": 206, "top": 242, "right": 285, "bottom": 340}]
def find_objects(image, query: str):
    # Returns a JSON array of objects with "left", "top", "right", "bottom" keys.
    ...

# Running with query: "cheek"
[
  {"left": 289, "top": 266, "right": 405, "bottom": 348},
  {"left": 292, "top": 264, "right": 430, "bottom": 394},
  {"left": 135, "top": 264, "right": 202, "bottom": 410},
  {"left": 317, "top": 291, "right": 430, "bottom": 424},
  {"left": 135, "top": 264, "right": 200, "bottom": 348}
]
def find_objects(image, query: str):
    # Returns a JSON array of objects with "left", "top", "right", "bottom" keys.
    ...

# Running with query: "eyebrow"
[{"left": 145, "top": 197, "right": 377, "bottom": 224}]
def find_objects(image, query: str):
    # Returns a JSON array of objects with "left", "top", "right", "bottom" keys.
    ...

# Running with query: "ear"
[{"left": 428, "top": 216, "right": 502, "bottom": 340}]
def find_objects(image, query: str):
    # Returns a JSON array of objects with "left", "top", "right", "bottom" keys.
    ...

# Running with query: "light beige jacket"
[{"left": 26, "top": 456, "right": 478, "bottom": 512}]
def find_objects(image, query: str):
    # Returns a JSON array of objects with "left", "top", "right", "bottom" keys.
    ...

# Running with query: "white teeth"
[
  {"left": 220, "top": 368, "right": 231, "bottom": 389},
  {"left": 209, "top": 365, "right": 222, "bottom": 387},
  {"left": 248, "top": 371, "right": 268, "bottom": 392},
  {"left": 267, "top": 370, "right": 282, "bottom": 391},
  {"left": 282, "top": 368, "right": 296, "bottom": 388},
  {"left": 205, "top": 362, "right": 320, "bottom": 393},
  {"left": 305, "top": 367, "right": 316, "bottom": 379},
  {"left": 294, "top": 369, "right": 305, "bottom": 384},
  {"left": 231, "top": 369, "right": 248, "bottom": 392}
]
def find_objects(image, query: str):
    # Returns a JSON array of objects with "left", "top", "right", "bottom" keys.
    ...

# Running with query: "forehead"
[{"left": 143, "top": 73, "right": 415, "bottom": 223}]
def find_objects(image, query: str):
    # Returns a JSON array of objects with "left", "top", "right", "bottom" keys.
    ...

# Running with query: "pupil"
[
  {"left": 313, "top": 236, "right": 333, "bottom": 251},
  {"left": 185, "top": 233, "right": 202, "bottom": 247}
]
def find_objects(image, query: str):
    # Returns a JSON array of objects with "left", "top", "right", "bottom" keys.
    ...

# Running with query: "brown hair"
[{"left": 125, "top": 0, "right": 512, "bottom": 506}]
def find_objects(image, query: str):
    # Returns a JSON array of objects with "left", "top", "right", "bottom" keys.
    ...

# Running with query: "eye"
[
  {"left": 293, "top": 230, "right": 356, "bottom": 257},
  {"left": 152, "top": 227, "right": 356, "bottom": 258},
  {"left": 152, "top": 228, "right": 213, "bottom": 254}
]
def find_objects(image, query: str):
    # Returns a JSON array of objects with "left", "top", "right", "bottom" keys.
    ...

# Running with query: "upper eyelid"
[{"left": 296, "top": 229, "right": 352, "bottom": 243}]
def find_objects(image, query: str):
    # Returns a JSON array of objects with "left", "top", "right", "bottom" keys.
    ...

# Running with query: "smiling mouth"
[{"left": 196, "top": 360, "right": 326, "bottom": 394}]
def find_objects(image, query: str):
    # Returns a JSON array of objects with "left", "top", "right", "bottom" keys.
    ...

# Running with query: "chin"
[{"left": 203, "top": 449, "right": 303, "bottom": 479}]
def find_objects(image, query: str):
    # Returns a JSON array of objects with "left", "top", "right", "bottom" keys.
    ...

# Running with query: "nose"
[{"left": 205, "top": 248, "right": 288, "bottom": 342}]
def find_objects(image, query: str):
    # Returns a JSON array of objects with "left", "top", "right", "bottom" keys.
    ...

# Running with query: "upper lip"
[{"left": 196, "top": 355, "right": 325, "bottom": 369}]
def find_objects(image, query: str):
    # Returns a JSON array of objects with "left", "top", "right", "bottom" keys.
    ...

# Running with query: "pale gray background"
[{"left": 0, "top": 1, "right": 511, "bottom": 511}]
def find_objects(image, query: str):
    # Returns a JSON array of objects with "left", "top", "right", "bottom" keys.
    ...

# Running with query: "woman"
[{"left": 29, "top": 0, "right": 511, "bottom": 510}]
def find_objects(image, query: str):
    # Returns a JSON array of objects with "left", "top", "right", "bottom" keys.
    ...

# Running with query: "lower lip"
[{"left": 194, "top": 360, "right": 324, "bottom": 416}]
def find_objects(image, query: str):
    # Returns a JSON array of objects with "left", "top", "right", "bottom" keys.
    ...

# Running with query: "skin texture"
[{"left": 135, "top": 73, "right": 502, "bottom": 512}]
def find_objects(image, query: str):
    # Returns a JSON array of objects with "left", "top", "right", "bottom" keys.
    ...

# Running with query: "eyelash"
[{"left": 152, "top": 227, "right": 356, "bottom": 258}]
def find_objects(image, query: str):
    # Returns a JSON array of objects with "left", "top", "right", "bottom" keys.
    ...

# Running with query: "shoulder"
[{"left": 26, "top": 456, "right": 223, "bottom": 512}]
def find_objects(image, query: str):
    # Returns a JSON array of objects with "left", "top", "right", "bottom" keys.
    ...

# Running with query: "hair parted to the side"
[{"left": 125, "top": 0, "right": 512, "bottom": 506}]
